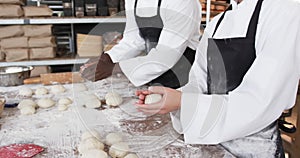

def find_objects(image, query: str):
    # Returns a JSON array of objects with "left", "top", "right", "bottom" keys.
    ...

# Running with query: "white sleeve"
[
  {"left": 172, "top": 8, "right": 300, "bottom": 144},
  {"left": 105, "top": 0, "right": 145, "bottom": 63},
  {"left": 119, "top": 0, "right": 201, "bottom": 87}
]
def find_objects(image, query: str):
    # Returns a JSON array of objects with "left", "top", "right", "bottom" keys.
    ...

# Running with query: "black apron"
[
  {"left": 134, "top": 0, "right": 196, "bottom": 89},
  {"left": 207, "top": 0, "right": 284, "bottom": 157}
]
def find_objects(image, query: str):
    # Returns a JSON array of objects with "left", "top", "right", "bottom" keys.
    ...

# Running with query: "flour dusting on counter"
[{"left": 0, "top": 75, "right": 235, "bottom": 158}]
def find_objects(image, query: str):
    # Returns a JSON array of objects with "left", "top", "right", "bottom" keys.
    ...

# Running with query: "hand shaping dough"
[
  {"left": 57, "top": 104, "right": 68, "bottom": 111},
  {"left": 109, "top": 142, "right": 129, "bottom": 158},
  {"left": 19, "top": 87, "right": 33, "bottom": 97},
  {"left": 50, "top": 85, "right": 66, "bottom": 94},
  {"left": 105, "top": 92, "right": 123, "bottom": 107},
  {"left": 58, "top": 98, "right": 72, "bottom": 105},
  {"left": 81, "top": 130, "right": 101, "bottom": 141},
  {"left": 35, "top": 87, "right": 48, "bottom": 95},
  {"left": 124, "top": 153, "right": 138, "bottom": 158},
  {"left": 78, "top": 138, "right": 105, "bottom": 154},
  {"left": 20, "top": 106, "right": 36, "bottom": 115},
  {"left": 72, "top": 83, "right": 88, "bottom": 92},
  {"left": 18, "top": 99, "right": 37, "bottom": 109},
  {"left": 37, "top": 98, "right": 55, "bottom": 108},
  {"left": 81, "top": 149, "right": 108, "bottom": 158},
  {"left": 144, "top": 94, "right": 162, "bottom": 104},
  {"left": 105, "top": 133, "right": 123, "bottom": 146}
]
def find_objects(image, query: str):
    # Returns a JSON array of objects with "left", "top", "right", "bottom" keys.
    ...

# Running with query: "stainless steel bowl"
[{"left": 0, "top": 66, "right": 33, "bottom": 86}]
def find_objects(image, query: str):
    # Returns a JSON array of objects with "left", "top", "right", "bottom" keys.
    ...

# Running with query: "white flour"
[{"left": 0, "top": 75, "right": 235, "bottom": 158}]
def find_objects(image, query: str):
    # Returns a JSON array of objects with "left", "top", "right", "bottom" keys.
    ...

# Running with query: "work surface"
[{"left": 0, "top": 75, "right": 235, "bottom": 158}]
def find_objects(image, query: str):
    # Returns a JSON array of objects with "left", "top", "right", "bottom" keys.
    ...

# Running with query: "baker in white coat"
[
  {"left": 136, "top": 0, "right": 300, "bottom": 157},
  {"left": 81, "top": 0, "right": 201, "bottom": 89}
]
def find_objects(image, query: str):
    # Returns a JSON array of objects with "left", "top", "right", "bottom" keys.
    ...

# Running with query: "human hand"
[
  {"left": 135, "top": 86, "right": 182, "bottom": 115},
  {"left": 80, "top": 53, "right": 116, "bottom": 81}
]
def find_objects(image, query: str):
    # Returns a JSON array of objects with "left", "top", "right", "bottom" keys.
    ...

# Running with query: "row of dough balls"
[
  {"left": 18, "top": 84, "right": 88, "bottom": 97},
  {"left": 75, "top": 91, "right": 123, "bottom": 109},
  {"left": 17, "top": 97, "right": 73, "bottom": 115},
  {"left": 78, "top": 130, "right": 138, "bottom": 158}
]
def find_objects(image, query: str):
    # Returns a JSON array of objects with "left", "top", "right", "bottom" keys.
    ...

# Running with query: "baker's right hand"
[{"left": 80, "top": 53, "right": 116, "bottom": 81}]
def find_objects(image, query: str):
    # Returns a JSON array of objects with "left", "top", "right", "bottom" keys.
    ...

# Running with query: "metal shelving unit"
[
  {"left": 0, "top": 17, "right": 126, "bottom": 66},
  {"left": 0, "top": 17, "right": 126, "bottom": 25}
]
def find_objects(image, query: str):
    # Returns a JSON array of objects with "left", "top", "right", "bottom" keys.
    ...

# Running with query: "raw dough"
[
  {"left": 17, "top": 99, "right": 37, "bottom": 109},
  {"left": 37, "top": 98, "right": 55, "bottom": 108},
  {"left": 35, "top": 87, "right": 48, "bottom": 95},
  {"left": 144, "top": 94, "right": 162, "bottom": 104},
  {"left": 50, "top": 85, "right": 66, "bottom": 94},
  {"left": 78, "top": 138, "right": 105, "bottom": 154},
  {"left": 81, "top": 130, "right": 101, "bottom": 141},
  {"left": 57, "top": 104, "right": 68, "bottom": 111},
  {"left": 20, "top": 106, "right": 36, "bottom": 115},
  {"left": 58, "top": 98, "right": 72, "bottom": 105},
  {"left": 75, "top": 93, "right": 101, "bottom": 108},
  {"left": 72, "top": 83, "right": 88, "bottom": 92},
  {"left": 124, "top": 154, "right": 138, "bottom": 158},
  {"left": 85, "top": 99, "right": 102, "bottom": 109},
  {"left": 109, "top": 142, "right": 129, "bottom": 158},
  {"left": 81, "top": 149, "right": 108, "bottom": 158},
  {"left": 19, "top": 87, "right": 33, "bottom": 97},
  {"left": 105, "top": 92, "right": 123, "bottom": 107},
  {"left": 105, "top": 133, "right": 123, "bottom": 146}
]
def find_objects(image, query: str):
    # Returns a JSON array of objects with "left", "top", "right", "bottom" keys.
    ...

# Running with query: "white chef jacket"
[
  {"left": 171, "top": 0, "right": 300, "bottom": 144},
  {"left": 105, "top": 0, "right": 202, "bottom": 86}
]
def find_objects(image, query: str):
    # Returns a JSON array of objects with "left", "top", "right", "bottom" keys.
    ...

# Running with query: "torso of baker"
[
  {"left": 105, "top": 0, "right": 201, "bottom": 88},
  {"left": 207, "top": 0, "right": 284, "bottom": 157},
  {"left": 133, "top": 0, "right": 196, "bottom": 89}
]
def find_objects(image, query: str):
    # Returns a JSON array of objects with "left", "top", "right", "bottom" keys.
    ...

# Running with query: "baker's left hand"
[{"left": 135, "top": 86, "right": 182, "bottom": 115}]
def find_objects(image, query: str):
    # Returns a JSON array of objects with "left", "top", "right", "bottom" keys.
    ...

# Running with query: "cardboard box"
[
  {"left": 77, "top": 33, "right": 103, "bottom": 57},
  {"left": 30, "top": 66, "right": 51, "bottom": 77}
]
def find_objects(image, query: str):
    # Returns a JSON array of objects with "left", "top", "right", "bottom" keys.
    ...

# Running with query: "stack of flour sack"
[{"left": 0, "top": 0, "right": 55, "bottom": 61}]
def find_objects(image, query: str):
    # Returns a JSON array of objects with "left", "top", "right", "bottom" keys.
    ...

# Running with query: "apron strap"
[
  {"left": 134, "top": 0, "right": 162, "bottom": 16},
  {"left": 212, "top": 5, "right": 232, "bottom": 37},
  {"left": 246, "top": 0, "right": 264, "bottom": 39}
]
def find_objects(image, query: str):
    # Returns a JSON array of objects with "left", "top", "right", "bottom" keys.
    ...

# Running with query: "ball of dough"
[
  {"left": 81, "top": 149, "right": 108, "bottom": 158},
  {"left": 124, "top": 153, "right": 138, "bottom": 158},
  {"left": 109, "top": 142, "right": 129, "bottom": 158},
  {"left": 18, "top": 99, "right": 37, "bottom": 109},
  {"left": 20, "top": 106, "right": 36, "bottom": 115},
  {"left": 105, "top": 133, "right": 123, "bottom": 146},
  {"left": 35, "top": 87, "right": 48, "bottom": 95},
  {"left": 78, "top": 138, "right": 105, "bottom": 154},
  {"left": 37, "top": 98, "right": 55, "bottom": 108},
  {"left": 144, "top": 94, "right": 162, "bottom": 104},
  {"left": 19, "top": 87, "right": 33, "bottom": 97},
  {"left": 75, "top": 93, "right": 101, "bottom": 108},
  {"left": 50, "top": 85, "right": 66, "bottom": 94},
  {"left": 58, "top": 98, "right": 72, "bottom": 105},
  {"left": 105, "top": 92, "right": 123, "bottom": 107},
  {"left": 72, "top": 84, "right": 88, "bottom": 92},
  {"left": 81, "top": 130, "right": 101, "bottom": 141},
  {"left": 85, "top": 99, "right": 101, "bottom": 109},
  {"left": 57, "top": 104, "right": 68, "bottom": 111}
]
